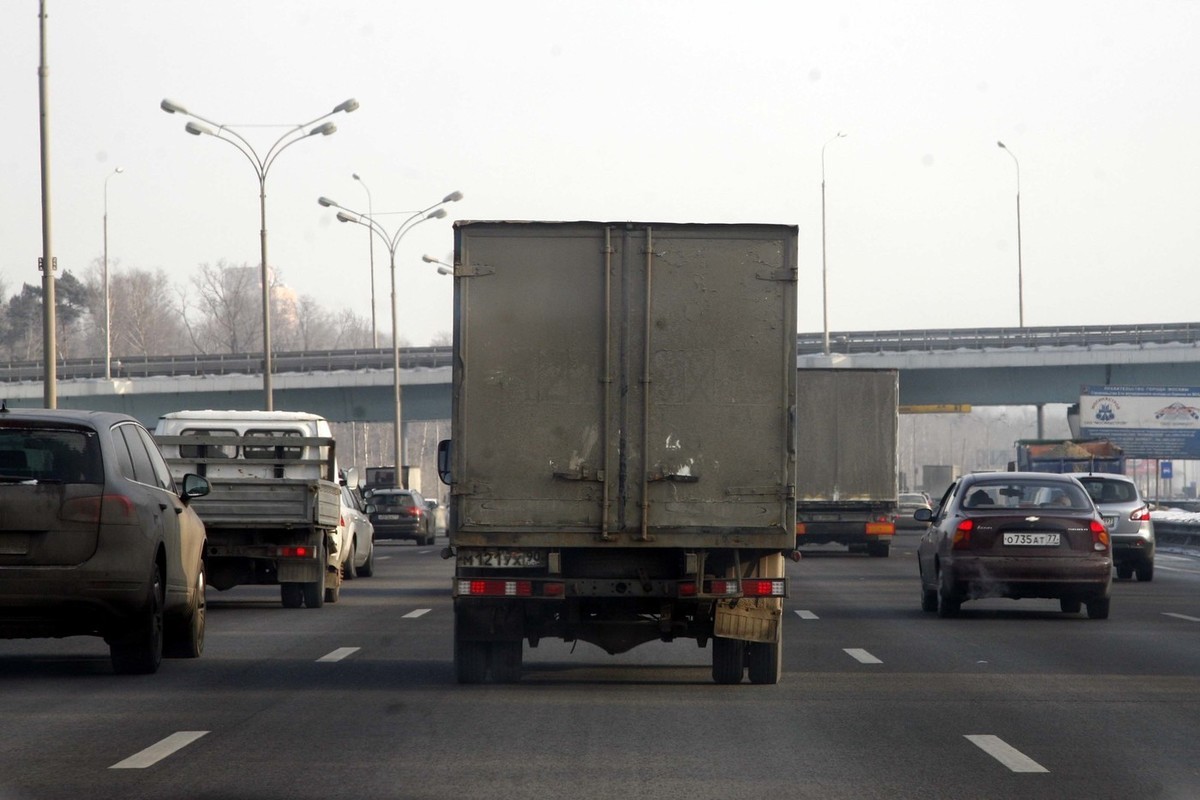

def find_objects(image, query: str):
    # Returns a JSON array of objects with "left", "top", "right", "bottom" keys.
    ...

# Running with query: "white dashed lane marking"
[
  {"left": 794, "top": 610, "right": 819, "bottom": 620},
  {"left": 1163, "top": 612, "right": 1200, "bottom": 623},
  {"left": 843, "top": 648, "right": 882, "bottom": 664},
  {"left": 110, "top": 731, "right": 208, "bottom": 769},
  {"left": 965, "top": 735, "right": 1048, "bottom": 773},
  {"left": 317, "top": 647, "right": 360, "bottom": 663},
  {"left": 402, "top": 609, "right": 432, "bottom": 619}
]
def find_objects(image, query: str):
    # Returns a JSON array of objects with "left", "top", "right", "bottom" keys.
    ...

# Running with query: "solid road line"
[
  {"left": 794, "top": 610, "right": 819, "bottom": 620},
  {"left": 110, "top": 731, "right": 209, "bottom": 769},
  {"left": 844, "top": 648, "right": 882, "bottom": 664},
  {"left": 402, "top": 609, "right": 432, "bottom": 619},
  {"left": 965, "top": 735, "right": 1048, "bottom": 773},
  {"left": 317, "top": 647, "right": 361, "bottom": 662}
]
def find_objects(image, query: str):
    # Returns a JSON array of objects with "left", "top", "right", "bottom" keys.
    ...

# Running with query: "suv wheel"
[{"left": 111, "top": 564, "right": 165, "bottom": 674}]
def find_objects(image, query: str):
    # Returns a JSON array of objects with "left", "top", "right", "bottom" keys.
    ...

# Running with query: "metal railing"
[{"left": 4, "top": 321, "right": 1199, "bottom": 383}]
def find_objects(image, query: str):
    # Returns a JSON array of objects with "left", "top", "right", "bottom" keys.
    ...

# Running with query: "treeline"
[{"left": 0, "top": 259, "right": 389, "bottom": 363}]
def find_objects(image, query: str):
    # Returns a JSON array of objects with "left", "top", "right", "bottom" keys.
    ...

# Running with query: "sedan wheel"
[
  {"left": 1059, "top": 597, "right": 1082, "bottom": 614},
  {"left": 1086, "top": 596, "right": 1111, "bottom": 620},
  {"left": 936, "top": 570, "right": 960, "bottom": 618}
]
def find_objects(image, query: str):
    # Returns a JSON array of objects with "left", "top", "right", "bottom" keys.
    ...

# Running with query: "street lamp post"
[
  {"left": 160, "top": 97, "right": 359, "bottom": 410},
  {"left": 103, "top": 166, "right": 124, "bottom": 380},
  {"left": 821, "top": 132, "right": 846, "bottom": 356},
  {"left": 997, "top": 140, "right": 1024, "bottom": 328},
  {"left": 352, "top": 173, "right": 378, "bottom": 347},
  {"left": 319, "top": 191, "right": 463, "bottom": 484}
]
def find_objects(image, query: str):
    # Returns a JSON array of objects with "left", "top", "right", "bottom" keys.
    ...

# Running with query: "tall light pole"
[
  {"left": 103, "top": 166, "right": 124, "bottom": 380},
  {"left": 160, "top": 97, "right": 359, "bottom": 410},
  {"left": 37, "top": 0, "right": 56, "bottom": 407},
  {"left": 997, "top": 140, "right": 1024, "bottom": 327},
  {"left": 352, "top": 173, "right": 378, "bottom": 347},
  {"left": 319, "top": 191, "right": 463, "bottom": 483},
  {"left": 821, "top": 132, "right": 846, "bottom": 356}
]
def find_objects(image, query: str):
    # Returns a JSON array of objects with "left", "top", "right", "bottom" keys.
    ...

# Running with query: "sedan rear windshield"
[
  {"left": 963, "top": 480, "right": 1091, "bottom": 511},
  {"left": 0, "top": 427, "right": 102, "bottom": 483}
]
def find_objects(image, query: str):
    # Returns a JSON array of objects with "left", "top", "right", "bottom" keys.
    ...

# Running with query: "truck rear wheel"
[
  {"left": 711, "top": 637, "right": 745, "bottom": 684},
  {"left": 747, "top": 638, "right": 782, "bottom": 685},
  {"left": 281, "top": 583, "right": 304, "bottom": 608},
  {"left": 303, "top": 544, "right": 327, "bottom": 609},
  {"left": 454, "top": 613, "right": 489, "bottom": 684},
  {"left": 867, "top": 540, "right": 891, "bottom": 557},
  {"left": 491, "top": 640, "right": 523, "bottom": 683}
]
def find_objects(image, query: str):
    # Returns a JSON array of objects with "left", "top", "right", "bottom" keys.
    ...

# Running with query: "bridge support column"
[{"left": 1036, "top": 403, "right": 1045, "bottom": 439}]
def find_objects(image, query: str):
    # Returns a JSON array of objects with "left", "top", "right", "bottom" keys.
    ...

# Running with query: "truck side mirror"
[{"left": 438, "top": 439, "right": 453, "bottom": 485}]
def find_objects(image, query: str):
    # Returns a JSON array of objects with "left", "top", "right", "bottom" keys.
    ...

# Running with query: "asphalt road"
[{"left": 2, "top": 533, "right": 1198, "bottom": 800}]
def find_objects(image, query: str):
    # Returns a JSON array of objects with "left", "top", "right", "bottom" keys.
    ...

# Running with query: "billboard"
[{"left": 1079, "top": 385, "right": 1200, "bottom": 458}]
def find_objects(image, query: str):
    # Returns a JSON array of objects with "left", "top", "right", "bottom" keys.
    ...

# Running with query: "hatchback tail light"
[
  {"left": 1090, "top": 519, "right": 1110, "bottom": 551},
  {"left": 1129, "top": 505, "right": 1150, "bottom": 522}
]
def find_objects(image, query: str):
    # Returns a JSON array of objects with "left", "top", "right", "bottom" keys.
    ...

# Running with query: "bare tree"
[{"left": 185, "top": 260, "right": 261, "bottom": 354}]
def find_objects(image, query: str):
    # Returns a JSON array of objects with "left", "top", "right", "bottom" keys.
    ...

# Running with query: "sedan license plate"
[
  {"left": 377, "top": 514, "right": 400, "bottom": 521},
  {"left": 1003, "top": 532, "right": 1060, "bottom": 547},
  {"left": 458, "top": 549, "right": 545, "bottom": 568}
]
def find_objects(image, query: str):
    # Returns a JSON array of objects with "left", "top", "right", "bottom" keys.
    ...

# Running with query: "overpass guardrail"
[{"left": 3, "top": 322, "right": 1199, "bottom": 383}]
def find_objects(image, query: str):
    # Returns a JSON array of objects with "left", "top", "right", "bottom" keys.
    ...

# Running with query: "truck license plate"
[
  {"left": 458, "top": 549, "right": 545, "bottom": 568},
  {"left": 1003, "top": 533, "right": 1060, "bottom": 547}
]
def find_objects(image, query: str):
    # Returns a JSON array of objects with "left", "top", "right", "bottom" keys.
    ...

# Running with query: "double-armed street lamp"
[
  {"left": 997, "top": 140, "right": 1024, "bottom": 328},
  {"left": 103, "top": 166, "right": 124, "bottom": 380},
  {"left": 318, "top": 191, "right": 463, "bottom": 483},
  {"left": 352, "top": 173, "right": 378, "bottom": 347},
  {"left": 821, "top": 132, "right": 847, "bottom": 356},
  {"left": 160, "top": 96, "right": 359, "bottom": 410},
  {"left": 421, "top": 254, "right": 455, "bottom": 275}
]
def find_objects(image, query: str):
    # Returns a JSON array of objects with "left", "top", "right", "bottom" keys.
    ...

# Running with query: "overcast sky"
[{"left": 3, "top": 1, "right": 1197, "bottom": 347}]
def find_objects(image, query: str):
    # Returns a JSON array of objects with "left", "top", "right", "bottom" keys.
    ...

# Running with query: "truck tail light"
[
  {"left": 705, "top": 579, "right": 786, "bottom": 597},
  {"left": 865, "top": 521, "right": 894, "bottom": 535},
  {"left": 276, "top": 546, "right": 314, "bottom": 558},
  {"left": 952, "top": 519, "right": 974, "bottom": 549},
  {"left": 1090, "top": 519, "right": 1110, "bottom": 551},
  {"left": 795, "top": 522, "right": 807, "bottom": 536},
  {"left": 458, "top": 579, "right": 533, "bottom": 597}
]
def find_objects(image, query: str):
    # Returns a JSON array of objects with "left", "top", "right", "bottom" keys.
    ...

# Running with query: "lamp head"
[
  {"left": 997, "top": 140, "right": 1007, "bottom": 149},
  {"left": 428, "top": 208, "right": 448, "bottom": 220},
  {"left": 160, "top": 98, "right": 187, "bottom": 115},
  {"left": 442, "top": 190, "right": 464, "bottom": 203},
  {"left": 352, "top": 173, "right": 363, "bottom": 181},
  {"left": 114, "top": 166, "right": 125, "bottom": 175},
  {"left": 335, "top": 211, "right": 358, "bottom": 224},
  {"left": 437, "top": 266, "right": 453, "bottom": 276},
  {"left": 421, "top": 254, "right": 437, "bottom": 263},
  {"left": 333, "top": 98, "right": 360, "bottom": 114},
  {"left": 184, "top": 121, "right": 211, "bottom": 136},
  {"left": 318, "top": 196, "right": 338, "bottom": 208},
  {"left": 310, "top": 122, "right": 337, "bottom": 137}
]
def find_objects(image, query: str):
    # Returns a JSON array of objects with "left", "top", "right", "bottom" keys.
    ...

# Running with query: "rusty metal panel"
[{"left": 450, "top": 222, "right": 797, "bottom": 546}]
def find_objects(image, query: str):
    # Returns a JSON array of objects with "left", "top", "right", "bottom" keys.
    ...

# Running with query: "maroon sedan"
[{"left": 916, "top": 472, "right": 1112, "bottom": 619}]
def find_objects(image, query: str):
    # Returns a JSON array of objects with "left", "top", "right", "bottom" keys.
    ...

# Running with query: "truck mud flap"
[
  {"left": 713, "top": 598, "right": 781, "bottom": 644},
  {"left": 277, "top": 560, "right": 321, "bottom": 584}
]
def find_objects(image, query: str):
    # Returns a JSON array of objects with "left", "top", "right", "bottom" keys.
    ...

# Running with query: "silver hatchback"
[{"left": 1077, "top": 473, "right": 1155, "bottom": 581}]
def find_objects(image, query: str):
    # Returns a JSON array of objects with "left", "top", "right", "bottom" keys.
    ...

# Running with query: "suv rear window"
[
  {"left": 0, "top": 427, "right": 102, "bottom": 483},
  {"left": 1079, "top": 478, "right": 1138, "bottom": 504}
]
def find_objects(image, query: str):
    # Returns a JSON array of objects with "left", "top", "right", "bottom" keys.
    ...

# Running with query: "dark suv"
[
  {"left": 1077, "top": 473, "right": 1155, "bottom": 581},
  {"left": 366, "top": 488, "right": 434, "bottom": 545},
  {"left": 0, "top": 408, "right": 210, "bottom": 673}
]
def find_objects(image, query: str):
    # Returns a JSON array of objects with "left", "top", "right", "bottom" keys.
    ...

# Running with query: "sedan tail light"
[
  {"left": 952, "top": 519, "right": 974, "bottom": 549},
  {"left": 1090, "top": 519, "right": 1110, "bottom": 551}
]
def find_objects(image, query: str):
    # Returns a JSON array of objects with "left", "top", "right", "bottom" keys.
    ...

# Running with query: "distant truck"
[
  {"left": 794, "top": 369, "right": 900, "bottom": 557},
  {"left": 364, "top": 465, "right": 420, "bottom": 493},
  {"left": 1013, "top": 439, "right": 1125, "bottom": 474},
  {"left": 153, "top": 411, "right": 344, "bottom": 608},
  {"left": 440, "top": 221, "right": 797, "bottom": 685}
]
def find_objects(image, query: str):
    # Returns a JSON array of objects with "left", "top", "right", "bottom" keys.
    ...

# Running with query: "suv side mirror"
[{"left": 437, "top": 439, "right": 453, "bottom": 485}]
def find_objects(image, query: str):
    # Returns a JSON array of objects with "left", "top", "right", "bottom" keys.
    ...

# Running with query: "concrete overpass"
[{"left": 3, "top": 322, "right": 1199, "bottom": 427}]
